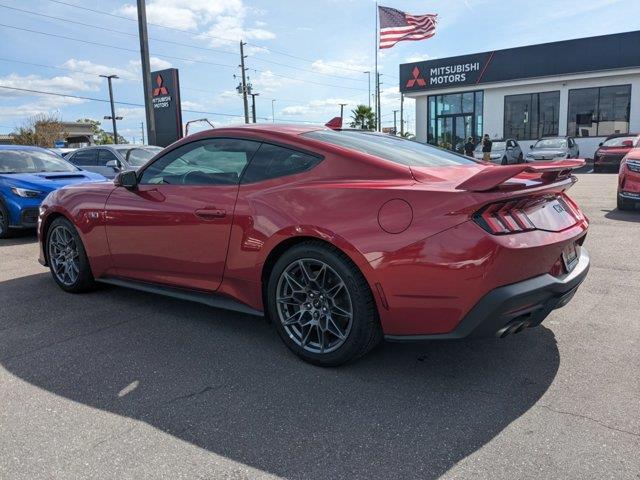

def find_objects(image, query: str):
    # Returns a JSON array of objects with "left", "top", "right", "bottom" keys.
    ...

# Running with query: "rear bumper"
[{"left": 385, "top": 246, "right": 590, "bottom": 341}]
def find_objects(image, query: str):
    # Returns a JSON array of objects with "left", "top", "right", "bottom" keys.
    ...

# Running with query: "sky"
[{"left": 0, "top": 0, "right": 638, "bottom": 142}]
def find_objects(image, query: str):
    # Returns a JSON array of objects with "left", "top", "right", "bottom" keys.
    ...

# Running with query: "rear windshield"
[
  {"left": 534, "top": 138, "right": 567, "bottom": 149},
  {"left": 303, "top": 130, "right": 477, "bottom": 167},
  {"left": 602, "top": 136, "right": 637, "bottom": 147}
]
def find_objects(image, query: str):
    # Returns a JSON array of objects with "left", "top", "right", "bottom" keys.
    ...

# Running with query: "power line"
[
  {"left": 41, "top": 0, "right": 375, "bottom": 76},
  {"left": 0, "top": 3, "right": 368, "bottom": 84},
  {"left": 0, "top": 23, "right": 369, "bottom": 92},
  {"left": 0, "top": 85, "right": 333, "bottom": 124}
]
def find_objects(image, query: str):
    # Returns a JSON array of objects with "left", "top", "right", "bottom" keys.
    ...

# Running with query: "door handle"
[{"left": 195, "top": 208, "right": 226, "bottom": 220}]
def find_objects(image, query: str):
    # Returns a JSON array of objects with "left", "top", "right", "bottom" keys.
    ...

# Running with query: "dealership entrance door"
[{"left": 428, "top": 91, "right": 484, "bottom": 153}]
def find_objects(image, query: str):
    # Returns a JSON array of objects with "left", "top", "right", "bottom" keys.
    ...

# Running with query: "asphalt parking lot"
[{"left": 1, "top": 172, "right": 638, "bottom": 480}]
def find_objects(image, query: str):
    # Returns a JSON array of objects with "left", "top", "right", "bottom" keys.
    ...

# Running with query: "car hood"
[
  {"left": 527, "top": 149, "right": 567, "bottom": 159},
  {"left": 596, "top": 146, "right": 632, "bottom": 156},
  {"left": 0, "top": 171, "right": 106, "bottom": 193}
]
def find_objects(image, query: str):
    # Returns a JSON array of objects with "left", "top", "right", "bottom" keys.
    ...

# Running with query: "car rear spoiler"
[{"left": 456, "top": 160, "right": 585, "bottom": 192}]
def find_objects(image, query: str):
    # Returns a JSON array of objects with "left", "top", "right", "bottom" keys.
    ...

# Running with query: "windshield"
[
  {"left": 303, "top": 131, "right": 477, "bottom": 167},
  {"left": 121, "top": 147, "right": 163, "bottom": 166},
  {"left": 0, "top": 149, "right": 78, "bottom": 174},
  {"left": 602, "top": 136, "right": 637, "bottom": 147},
  {"left": 475, "top": 141, "right": 505, "bottom": 152},
  {"left": 534, "top": 138, "right": 567, "bottom": 149}
]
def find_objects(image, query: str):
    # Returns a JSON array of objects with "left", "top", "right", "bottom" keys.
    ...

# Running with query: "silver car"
[
  {"left": 66, "top": 145, "right": 163, "bottom": 179},
  {"left": 525, "top": 137, "right": 579, "bottom": 162},
  {"left": 473, "top": 138, "right": 523, "bottom": 165}
]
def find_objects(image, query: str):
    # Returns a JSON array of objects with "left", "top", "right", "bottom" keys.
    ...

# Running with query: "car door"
[
  {"left": 96, "top": 149, "right": 121, "bottom": 179},
  {"left": 68, "top": 149, "right": 98, "bottom": 173},
  {"left": 569, "top": 138, "right": 579, "bottom": 157},
  {"left": 512, "top": 140, "right": 522, "bottom": 163},
  {"left": 104, "top": 137, "right": 261, "bottom": 291}
]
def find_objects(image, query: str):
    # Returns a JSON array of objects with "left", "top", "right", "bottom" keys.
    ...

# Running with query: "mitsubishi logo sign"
[
  {"left": 406, "top": 66, "right": 427, "bottom": 88},
  {"left": 153, "top": 74, "right": 169, "bottom": 97},
  {"left": 150, "top": 68, "right": 183, "bottom": 147}
]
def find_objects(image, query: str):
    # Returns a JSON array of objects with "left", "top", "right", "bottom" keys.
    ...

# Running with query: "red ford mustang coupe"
[{"left": 38, "top": 125, "right": 590, "bottom": 365}]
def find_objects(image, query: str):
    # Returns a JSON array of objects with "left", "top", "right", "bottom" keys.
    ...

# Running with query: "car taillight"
[{"left": 473, "top": 199, "right": 536, "bottom": 234}]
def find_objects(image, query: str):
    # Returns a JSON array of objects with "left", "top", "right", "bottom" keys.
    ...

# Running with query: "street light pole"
[
  {"left": 393, "top": 109, "right": 398, "bottom": 135},
  {"left": 250, "top": 93, "right": 259, "bottom": 123},
  {"left": 100, "top": 74, "right": 121, "bottom": 144},
  {"left": 363, "top": 71, "right": 371, "bottom": 108},
  {"left": 136, "top": 0, "right": 156, "bottom": 145},
  {"left": 271, "top": 99, "right": 276, "bottom": 123},
  {"left": 339, "top": 103, "right": 348, "bottom": 123}
]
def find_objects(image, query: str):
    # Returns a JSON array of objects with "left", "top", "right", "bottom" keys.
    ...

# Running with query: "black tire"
[
  {"left": 617, "top": 194, "right": 633, "bottom": 211},
  {"left": 518, "top": 152, "right": 524, "bottom": 163},
  {"left": 593, "top": 165, "right": 600, "bottom": 173},
  {"left": 501, "top": 157, "right": 507, "bottom": 165},
  {"left": 46, "top": 217, "right": 96, "bottom": 293},
  {"left": 0, "top": 200, "right": 11, "bottom": 239},
  {"left": 267, "top": 241, "right": 382, "bottom": 366}
]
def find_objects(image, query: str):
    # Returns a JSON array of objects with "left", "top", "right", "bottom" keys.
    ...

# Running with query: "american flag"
[{"left": 378, "top": 6, "right": 437, "bottom": 49}]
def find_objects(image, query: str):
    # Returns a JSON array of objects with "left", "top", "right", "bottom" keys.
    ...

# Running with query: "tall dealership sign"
[
  {"left": 150, "top": 68, "right": 183, "bottom": 147},
  {"left": 400, "top": 30, "right": 640, "bottom": 93}
]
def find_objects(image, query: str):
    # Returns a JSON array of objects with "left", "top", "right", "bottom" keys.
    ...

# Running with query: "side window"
[
  {"left": 69, "top": 150, "right": 97, "bottom": 167},
  {"left": 97, "top": 149, "right": 119, "bottom": 167},
  {"left": 139, "top": 138, "right": 260, "bottom": 185},
  {"left": 242, "top": 143, "right": 322, "bottom": 183}
]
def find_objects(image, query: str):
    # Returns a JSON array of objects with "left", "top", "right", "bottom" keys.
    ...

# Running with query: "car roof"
[
  {"left": 604, "top": 133, "right": 639, "bottom": 139},
  {"left": 0, "top": 144, "right": 54, "bottom": 152},
  {"left": 196, "top": 123, "right": 325, "bottom": 136}
]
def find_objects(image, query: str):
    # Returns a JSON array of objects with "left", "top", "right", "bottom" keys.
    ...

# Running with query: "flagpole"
[{"left": 374, "top": 1, "right": 378, "bottom": 131}]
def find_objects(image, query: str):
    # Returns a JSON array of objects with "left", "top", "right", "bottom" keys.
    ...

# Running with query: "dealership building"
[{"left": 400, "top": 31, "right": 640, "bottom": 158}]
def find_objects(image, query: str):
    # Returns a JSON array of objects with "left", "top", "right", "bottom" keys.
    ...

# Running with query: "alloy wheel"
[
  {"left": 276, "top": 258, "right": 353, "bottom": 354},
  {"left": 48, "top": 225, "right": 80, "bottom": 286}
]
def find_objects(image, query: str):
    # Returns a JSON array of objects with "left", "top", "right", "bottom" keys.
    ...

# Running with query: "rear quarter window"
[{"left": 241, "top": 143, "right": 322, "bottom": 183}]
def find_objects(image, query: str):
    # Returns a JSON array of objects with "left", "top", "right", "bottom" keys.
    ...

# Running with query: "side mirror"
[
  {"left": 598, "top": 142, "right": 603, "bottom": 147},
  {"left": 114, "top": 170, "right": 138, "bottom": 189},
  {"left": 622, "top": 140, "right": 633, "bottom": 147},
  {"left": 105, "top": 159, "right": 121, "bottom": 170},
  {"left": 529, "top": 144, "right": 534, "bottom": 149}
]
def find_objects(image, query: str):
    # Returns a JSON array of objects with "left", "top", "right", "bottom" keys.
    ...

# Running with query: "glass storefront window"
[
  {"left": 568, "top": 85, "right": 631, "bottom": 137},
  {"left": 503, "top": 91, "right": 559, "bottom": 140},
  {"left": 427, "top": 91, "right": 483, "bottom": 153}
]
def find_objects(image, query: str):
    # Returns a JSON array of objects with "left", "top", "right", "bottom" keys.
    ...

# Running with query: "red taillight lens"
[{"left": 475, "top": 199, "right": 536, "bottom": 234}]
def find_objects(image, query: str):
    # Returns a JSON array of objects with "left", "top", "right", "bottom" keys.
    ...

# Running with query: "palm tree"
[{"left": 349, "top": 105, "right": 376, "bottom": 130}]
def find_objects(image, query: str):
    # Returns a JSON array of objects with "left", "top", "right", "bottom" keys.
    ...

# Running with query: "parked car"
[
  {"left": 38, "top": 125, "right": 589, "bottom": 366},
  {"left": 0, "top": 145, "right": 104, "bottom": 238},
  {"left": 473, "top": 138, "right": 523, "bottom": 164},
  {"left": 49, "top": 147, "right": 77, "bottom": 157},
  {"left": 617, "top": 148, "right": 640, "bottom": 210},
  {"left": 594, "top": 133, "right": 640, "bottom": 173},
  {"left": 66, "top": 145, "right": 163, "bottom": 179},
  {"left": 525, "top": 136, "right": 579, "bottom": 162}
]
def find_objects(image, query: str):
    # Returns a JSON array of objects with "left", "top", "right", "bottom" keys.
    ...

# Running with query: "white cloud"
[
  {"left": 62, "top": 59, "right": 138, "bottom": 81},
  {"left": 127, "top": 57, "right": 173, "bottom": 74},
  {"left": 405, "top": 53, "right": 434, "bottom": 63},
  {"left": 118, "top": 0, "right": 275, "bottom": 47},
  {"left": 181, "top": 100, "right": 204, "bottom": 110},
  {"left": 250, "top": 70, "right": 292, "bottom": 92},
  {"left": 311, "top": 59, "right": 368, "bottom": 77},
  {"left": 281, "top": 97, "right": 356, "bottom": 117},
  {"left": 0, "top": 73, "right": 100, "bottom": 97}
]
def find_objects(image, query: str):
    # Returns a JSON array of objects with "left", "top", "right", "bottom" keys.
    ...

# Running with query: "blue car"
[{"left": 0, "top": 145, "right": 105, "bottom": 238}]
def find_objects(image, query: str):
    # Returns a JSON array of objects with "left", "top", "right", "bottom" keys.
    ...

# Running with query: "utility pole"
[
  {"left": 339, "top": 103, "right": 347, "bottom": 123},
  {"left": 376, "top": 72, "right": 382, "bottom": 132},
  {"left": 100, "top": 74, "right": 121, "bottom": 144},
  {"left": 400, "top": 93, "right": 404, "bottom": 136},
  {"left": 393, "top": 109, "right": 398, "bottom": 135},
  {"left": 250, "top": 92, "right": 259, "bottom": 123},
  {"left": 271, "top": 99, "right": 276, "bottom": 123},
  {"left": 363, "top": 71, "right": 371, "bottom": 108},
  {"left": 239, "top": 41, "right": 250, "bottom": 124},
  {"left": 137, "top": 0, "right": 156, "bottom": 145},
  {"left": 140, "top": 121, "right": 145, "bottom": 144}
]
